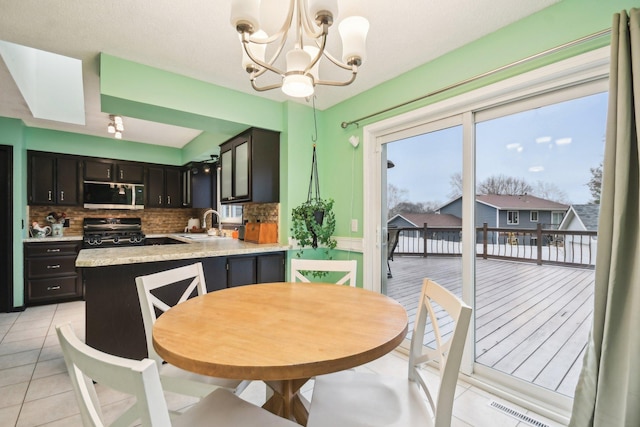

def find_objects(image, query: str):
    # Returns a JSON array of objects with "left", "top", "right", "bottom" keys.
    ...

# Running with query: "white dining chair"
[
  {"left": 290, "top": 258, "right": 357, "bottom": 286},
  {"left": 307, "top": 278, "right": 472, "bottom": 427},
  {"left": 136, "top": 262, "right": 250, "bottom": 398},
  {"left": 56, "top": 323, "right": 299, "bottom": 427}
]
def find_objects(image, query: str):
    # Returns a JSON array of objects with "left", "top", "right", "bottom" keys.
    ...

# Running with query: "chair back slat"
[
  {"left": 290, "top": 259, "right": 357, "bottom": 286},
  {"left": 409, "top": 278, "right": 472, "bottom": 427},
  {"left": 56, "top": 323, "right": 171, "bottom": 427},
  {"left": 136, "top": 263, "right": 208, "bottom": 363}
]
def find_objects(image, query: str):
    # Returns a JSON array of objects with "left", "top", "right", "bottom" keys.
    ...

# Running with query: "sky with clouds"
[{"left": 387, "top": 91, "right": 607, "bottom": 206}]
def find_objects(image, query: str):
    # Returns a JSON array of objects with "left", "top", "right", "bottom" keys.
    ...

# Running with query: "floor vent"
[{"left": 489, "top": 401, "right": 551, "bottom": 427}]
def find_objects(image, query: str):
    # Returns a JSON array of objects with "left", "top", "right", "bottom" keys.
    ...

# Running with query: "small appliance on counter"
[
  {"left": 184, "top": 218, "right": 202, "bottom": 233},
  {"left": 244, "top": 222, "right": 277, "bottom": 244}
]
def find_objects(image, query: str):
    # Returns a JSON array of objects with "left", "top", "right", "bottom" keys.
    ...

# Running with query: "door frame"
[{"left": 0, "top": 145, "right": 13, "bottom": 312}]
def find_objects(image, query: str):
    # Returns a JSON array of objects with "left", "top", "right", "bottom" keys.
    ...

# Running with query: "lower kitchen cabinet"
[
  {"left": 24, "top": 241, "right": 83, "bottom": 305},
  {"left": 83, "top": 251, "right": 286, "bottom": 359}
]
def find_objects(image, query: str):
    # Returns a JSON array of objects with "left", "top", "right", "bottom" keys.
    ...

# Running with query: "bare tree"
[
  {"left": 478, "top": 174, "right": 533, "bottom": 195},
  {"left": 531, "top": 181, "right": 569, "bottom": 204},
  {"left": 387, "top": 183, "right": 408, "bottom": 210},
  {"left": 448, "top": 172, "right": 463, "bottom": 199},
  {"left": 588, "top": 162, "right": 602, "bottom": 204},
  {"left": 390, "top": 201, "right": 437, "bottom": 218}
]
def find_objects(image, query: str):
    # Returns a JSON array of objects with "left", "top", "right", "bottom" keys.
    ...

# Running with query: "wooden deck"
[{"left": 386, "top": 256, "right": 594, "bottom": 398}]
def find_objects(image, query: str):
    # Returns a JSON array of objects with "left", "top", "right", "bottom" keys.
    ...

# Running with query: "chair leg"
[{"left": 387, "top": 260, "right": 392, "bottom": 278}]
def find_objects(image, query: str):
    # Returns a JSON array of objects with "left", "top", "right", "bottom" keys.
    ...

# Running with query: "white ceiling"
[{"left": 0, "top": 0, "right": 560, "bottom": 149}]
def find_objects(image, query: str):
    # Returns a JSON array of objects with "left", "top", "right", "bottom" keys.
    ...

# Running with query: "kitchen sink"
[{"left": 176, "top": 233, "right": 230, "bottom": 241}]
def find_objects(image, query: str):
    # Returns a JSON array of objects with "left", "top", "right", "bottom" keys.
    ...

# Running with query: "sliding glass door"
[
  {"left": 473, "top": 91, "right": 607, "bottom": 397},
  {"left": 384, "top": 118, "right": 464, "bottom": 340},
  {"left": 363, "top": 48, "right": 610, "bottom": 413}
]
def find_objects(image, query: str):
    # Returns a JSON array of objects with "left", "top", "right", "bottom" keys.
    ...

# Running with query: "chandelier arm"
[
  {"left": 305, "top": 30, "right": 328, "bottom": 74},
  {"left": 250, "top": 79, "right": 283, "bottom": 92},
  {"left": 299, "top": 0, "right": 325, "bottom": 39},
  {"left": 241, "top": 35, "right": 286, "bottom": 76},
  {"left": 319, "top": 47, "right": 356, "bottom": 71},
  {"left": 315, "top": 68, "right": 358, "bottom": 87}
]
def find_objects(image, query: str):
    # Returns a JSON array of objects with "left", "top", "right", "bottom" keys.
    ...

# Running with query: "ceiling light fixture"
[
  {"left": 230, "top": 0, "right": 369, "bottom": 98},
  {"left": 107, "top": 115, "right": 124, "bottom": 139}
]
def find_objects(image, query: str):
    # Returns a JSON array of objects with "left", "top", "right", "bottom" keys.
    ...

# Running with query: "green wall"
[{"left": 3, "top": 0, "right": 636, "bottom": 307}]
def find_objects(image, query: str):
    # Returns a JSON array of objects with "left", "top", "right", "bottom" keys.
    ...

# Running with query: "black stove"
[{"left": 82, "top": 217, "right": 145, "bottom": 248}]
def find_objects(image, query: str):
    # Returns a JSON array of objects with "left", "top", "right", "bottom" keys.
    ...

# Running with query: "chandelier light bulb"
[
  {"left": 114, "top": 131, "right": 122, "bottom": 140},
  {"left": 113, "top": 115, "right": 123, "bottom": 125},
  {"left": 115, "top": 122, "right": 124, "bottom": 132},
  {"left": 230, "top": 0, "right": 261, "bottom": 32},
  {"left": 107, "top": 123, "right": 116, "bottom": 134},
  {"left": 339, "top": 16, "right": 369, "bottom": 65},
  {"left": 282, "top": 48, "right": 314, "bottom": 98}
]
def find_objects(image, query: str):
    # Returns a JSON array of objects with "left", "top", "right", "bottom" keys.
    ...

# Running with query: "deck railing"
[{"left": 391, "top": 222, "right": 597, "bottom": 268}]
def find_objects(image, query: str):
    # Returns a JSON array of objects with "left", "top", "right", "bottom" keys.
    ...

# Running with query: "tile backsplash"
[
  {"left": 28, "top": 203, "right": 281, "bottom": 236},
  {"left": 29, "top": 206, "right": 200, "bottom": 236}
]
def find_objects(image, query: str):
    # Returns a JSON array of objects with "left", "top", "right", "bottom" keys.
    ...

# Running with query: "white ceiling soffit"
[
  {"left": 0, "top": 40, "right": 85, "bottom": 125},
  {"left": 0, "top": 0, "right": 563, "bottom": 148}
]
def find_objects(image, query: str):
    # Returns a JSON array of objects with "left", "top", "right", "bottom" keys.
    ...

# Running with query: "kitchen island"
[{"left": 78, "top": 236, "right": 290, "bottom": 360}]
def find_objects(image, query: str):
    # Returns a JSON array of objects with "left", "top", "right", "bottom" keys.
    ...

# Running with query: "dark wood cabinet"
[
  {"left": 24, "top": 241, "right": 83, "bottom": 305},
  {"left": 165, "top": 168, "right": 182, "bottom": 207},
  {"left": 85, "top": 159, "right": 144, "bottom": 183},
  {"left": 191, "top": 169, "right": 217, "bottom": 209},
  {"left": 116, "top": 163, "right": 144, "bottom": 183},
  {"left": 28, "top": 151, "right": 80, "bottom": 206},
  {"left": 257, "top": 252, "right": 285, "bottom": 283},
  {"left": 220, "top": 128, "right": 279, "bottom": 204},
  {"left": 147, "top": 166, "right": 183, "bottom": 208},
  {"left": 83, "top": 251, "right": 285, "bottom": 359},
  {"left": 227, "top": 252, "right": 285, "bottom": 287},
  {"left": 227, "top": 256, "right": 257, "bottom": 287}
]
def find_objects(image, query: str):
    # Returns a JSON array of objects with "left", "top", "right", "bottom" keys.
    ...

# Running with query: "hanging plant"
[{"left": 290, "top": 145, "right": 337, "bottom": 260}]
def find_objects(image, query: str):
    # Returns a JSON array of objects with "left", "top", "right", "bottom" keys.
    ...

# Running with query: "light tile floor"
[{"left": 0, "top": 301, "right": 567, "bottom": 426}]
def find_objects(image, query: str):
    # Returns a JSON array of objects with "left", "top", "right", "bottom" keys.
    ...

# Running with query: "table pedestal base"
[{"left": 263, "top": 379, "right": 310, "bottom": 426}]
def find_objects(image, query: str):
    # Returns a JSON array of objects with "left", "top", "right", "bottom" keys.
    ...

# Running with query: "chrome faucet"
[{"left": 203, "top": 209, "right": 223, "bottom": 235}]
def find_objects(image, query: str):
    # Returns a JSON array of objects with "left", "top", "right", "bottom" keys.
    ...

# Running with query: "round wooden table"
[{"left": 152, "top": 282, "right": 408, "bottom": 425}]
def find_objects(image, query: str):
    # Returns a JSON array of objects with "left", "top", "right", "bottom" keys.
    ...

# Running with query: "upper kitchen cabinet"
[
  {"left": 84, "top": 159, "right": 144, "bottom": 183},
  {"left": 28, "top": 151, "right": 81, "bottom": 206},
  {"left": 190, "top": 167, "right": 217, "bottom": 209},
  {"left": 219, "top": 128, "right": 280, "bottom": 204},
  {"left": 146, "top": 166, "right": 184, "bottom": 208}
]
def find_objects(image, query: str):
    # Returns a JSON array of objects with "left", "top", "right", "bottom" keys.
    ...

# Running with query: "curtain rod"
[{"left": 340, "top": 28, "right": 611, "bottom": 129}]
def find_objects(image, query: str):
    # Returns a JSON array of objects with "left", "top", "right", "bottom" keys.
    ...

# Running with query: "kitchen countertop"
[
  {"left": 23, "top": 236, "right": 83, "bottom": 243},
  {"left": 76, "top": 234, "right": 290, "bottom": 267}
]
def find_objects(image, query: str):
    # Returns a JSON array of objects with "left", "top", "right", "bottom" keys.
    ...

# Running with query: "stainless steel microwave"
[{"left": 83, "top": 181, "right": 145, "bottom": 210}]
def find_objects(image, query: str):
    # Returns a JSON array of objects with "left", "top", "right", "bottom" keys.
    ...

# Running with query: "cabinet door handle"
[
  {"left": 158, "top": 195, "right": 162, "bottom": 205},
  {"left": 60, "top": 190, "right": 64, "bottom": 201},
  {"left": 167, "top": 195, "right": 171, "bottom": 205},
  {"left": 46, "top": 248, "right": 61, "bottom": 253},
  {"left": 47, "top": 285, "right": 61, "bottom": 291},
  {"left": 120, "top": 169, "right": 124, "bottom": 180},
  {"left": 48, "top": 190, "right": 52, "bottom": 201},
  {"left": 107, "top": 168, "right": 111, "bottom": 179},
  {"left": 47, "top": 264, "right": 61, "bottom": 269}
]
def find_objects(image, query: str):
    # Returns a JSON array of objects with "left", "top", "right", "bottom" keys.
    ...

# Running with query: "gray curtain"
[{"left": 569, "top": 8, "right": 640, "bottom": 427}]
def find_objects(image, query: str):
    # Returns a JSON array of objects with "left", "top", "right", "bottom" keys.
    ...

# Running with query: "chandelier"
[
  {"left": 230, "top": 0, "right": 369, "bottom": 98},
  {"left": 106, "top": 115, "right": 124, "bottom": 139}
]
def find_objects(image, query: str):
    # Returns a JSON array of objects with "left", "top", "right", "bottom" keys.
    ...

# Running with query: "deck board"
[{"left": 386, "top": 256, "right": 594, "bottom": 398}]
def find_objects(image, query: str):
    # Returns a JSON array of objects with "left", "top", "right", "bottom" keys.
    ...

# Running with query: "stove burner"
[{"left": 82, "top": 218, "right": 145, "bottom": 248}]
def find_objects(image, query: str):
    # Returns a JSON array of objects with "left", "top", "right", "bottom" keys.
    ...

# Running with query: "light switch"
[{"left": 351, "top": 219, "right": 358, "bottom": 232}]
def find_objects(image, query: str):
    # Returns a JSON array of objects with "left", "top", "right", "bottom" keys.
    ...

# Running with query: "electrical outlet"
[{"left": 351, "top": 219, "right": 358, "bottom": 232}]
